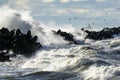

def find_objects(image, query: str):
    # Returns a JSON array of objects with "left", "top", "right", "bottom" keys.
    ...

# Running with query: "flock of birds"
[{"left": 66, "top": 7, "right": 120, "bottom": 28}]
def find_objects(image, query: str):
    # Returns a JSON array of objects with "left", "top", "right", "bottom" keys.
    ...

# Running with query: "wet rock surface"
[
  {"left": 53, "top": 29, "right": 77, "bottom": 44},
  {"left": 84, "top": 27, "right": 120, "bottom": 40},
  {"left": 0, "top": 27, "right": 42, "bottom": 62}
]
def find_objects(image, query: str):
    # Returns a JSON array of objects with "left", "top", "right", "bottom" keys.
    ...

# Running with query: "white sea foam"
[
  {"left": 0, "top": 6, "right": 120, "bottom": 80},
  {"left": 0, "top": 6, "right": 32, "bottom": 33}
]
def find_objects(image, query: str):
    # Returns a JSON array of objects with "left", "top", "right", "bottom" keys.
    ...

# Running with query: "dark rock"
[
  {"left": 0, "top": 52, "right": 11, "bottom": 62},
  {"left": 83, "top": 26, "right": 120, "bottom": 40},
  {"left": 0, "top": 27, "right": 13, "bottom": 50},
  {"left": 12, "top": 29, "right": 42, "bottom": 57},
  {"left": 0, "top": 27, "right": 42, "bottom": 59},
  {"left": 53, "top": 29, "right": 77, "bottom": 44}
]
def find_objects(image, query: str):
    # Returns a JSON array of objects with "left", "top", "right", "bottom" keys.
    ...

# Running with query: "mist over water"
[
  {"left": 0, "top": 6, "right": 32, "bottom": 33},
  {"left": 0, "top": 5, "right": 120, "bottom": 80}
]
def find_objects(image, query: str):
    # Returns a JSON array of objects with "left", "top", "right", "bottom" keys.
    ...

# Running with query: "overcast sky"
[{"left": 0, "top": 0, "right": 120, "bottom": 29}]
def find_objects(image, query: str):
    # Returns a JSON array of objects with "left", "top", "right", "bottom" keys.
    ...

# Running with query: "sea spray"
[
  {"left": 0, "top": 5, "right": 120, "bottom": 80},
  {"left": 0, "top": 6, "right": 32, "bottom": 33}
]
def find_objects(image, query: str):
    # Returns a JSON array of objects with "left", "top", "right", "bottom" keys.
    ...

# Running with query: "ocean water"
[{"left": 0, "top": 6, "right": 120, "bottom": 80}]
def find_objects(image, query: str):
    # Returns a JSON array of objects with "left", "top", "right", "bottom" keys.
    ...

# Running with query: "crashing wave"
[{"left": 0, "top": 5, "right": 120, "bottom": 80}]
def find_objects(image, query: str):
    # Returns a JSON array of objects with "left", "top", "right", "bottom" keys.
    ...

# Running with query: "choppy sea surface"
[{"left": 0, "top": 6, "right": 120, "bottom": 80}]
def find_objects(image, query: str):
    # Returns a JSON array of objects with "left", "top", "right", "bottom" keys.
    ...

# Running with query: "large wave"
[{"left": 0, "top": 5, "right": 120, "bottom": 80}]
